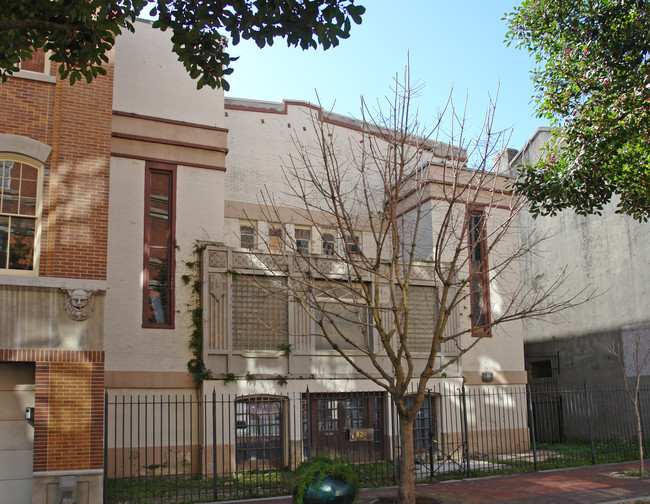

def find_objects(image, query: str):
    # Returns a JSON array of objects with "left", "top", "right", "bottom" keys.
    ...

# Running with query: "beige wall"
[
  {"left": 106, "top": 20, "right": 226, "bottom": 379},
  {"left": 105, "top": 157, "right": 224, "bottom": 375},
  {"left": 0, "top": 284, "right": 104, "bottom": 350},
  {"left": 113, "top": 21, "right": 224, "bottom": 128}
]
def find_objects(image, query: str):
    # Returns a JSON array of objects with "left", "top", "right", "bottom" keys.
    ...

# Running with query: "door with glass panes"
[{"left": 307, "top": 392, "right": 385, "bottom": 462}]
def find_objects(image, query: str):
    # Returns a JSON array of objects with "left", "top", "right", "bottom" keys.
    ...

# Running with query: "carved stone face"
[
  {"left": 64, "top": 289, "right": 95, "bottom": 321},
  {"left": 70, "top": 290, "right": 89, "bottom": 311}
]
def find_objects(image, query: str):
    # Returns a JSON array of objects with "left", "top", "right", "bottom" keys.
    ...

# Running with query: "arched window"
[{"left": 0, "top": 158, "right": 41, "bottom": 272}]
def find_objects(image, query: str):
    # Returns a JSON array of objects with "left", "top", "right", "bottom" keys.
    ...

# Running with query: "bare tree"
[
  {"left": 609, "top": 330, "right": 650, "bottom": 477},
  {"left": 240, "top": 70, "right": 588, "bottom": 504}
]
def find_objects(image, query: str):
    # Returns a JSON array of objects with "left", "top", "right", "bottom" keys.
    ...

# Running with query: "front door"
[
  {"left": 0, "top": 362, "right": 35, "bottom": 503},
  {"left": 307, "top": 392, "right": 385, "bottom": 462}
]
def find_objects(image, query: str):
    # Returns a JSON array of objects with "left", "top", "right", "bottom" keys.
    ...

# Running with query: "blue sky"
[{"left": 223, "top": 0, "right": 548, "bottom": 152}]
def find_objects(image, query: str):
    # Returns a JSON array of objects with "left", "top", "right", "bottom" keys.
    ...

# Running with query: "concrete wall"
[
  {"left": 513, "top": 128, "right": 650, "bottom": 389},
  {"left": 514, "top": 128, "right": 650, "bottom": 340}
]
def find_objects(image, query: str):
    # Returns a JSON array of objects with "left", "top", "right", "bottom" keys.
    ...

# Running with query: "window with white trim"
[
  {"left": 0, "top": 159, "right": 39, "bottom": 272},
  {"left": 295, "top": 227, "right": 311, "bottom": 254}
]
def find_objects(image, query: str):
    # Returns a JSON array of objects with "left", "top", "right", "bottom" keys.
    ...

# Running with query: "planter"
[{"left": 300, "top": 475, "right": 357, "bottom": 504}]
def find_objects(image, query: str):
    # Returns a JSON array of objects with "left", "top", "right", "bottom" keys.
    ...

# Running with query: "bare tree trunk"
[
  {"left": 397, "top": 414, "right": 416, "bottom": 504},
  {"left": 635, "top": 400, "right": 644, "bottom": 476}
]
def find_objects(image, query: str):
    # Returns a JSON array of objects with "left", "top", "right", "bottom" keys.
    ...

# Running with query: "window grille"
[{"left": 232, "top": 276, "right": 288, "bottom": 350}]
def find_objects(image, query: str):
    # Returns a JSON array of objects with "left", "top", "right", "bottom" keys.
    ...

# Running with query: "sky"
[{"left": 223, "top": 0, "right": 548, "bottom": 153}]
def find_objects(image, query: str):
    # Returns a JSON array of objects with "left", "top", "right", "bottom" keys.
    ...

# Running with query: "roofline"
[
  {"left": 510, "top": 126, "right": 554, "bottom": 167},
  {"left": 224, "top": 97, "right": 466, "bottom": 161}
]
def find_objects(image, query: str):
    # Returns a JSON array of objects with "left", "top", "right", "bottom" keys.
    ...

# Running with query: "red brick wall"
[
  {"left": 1, "top": 349, "right": 104, "bottom": 472},
  {"left": 0, "top": 54, "right": 114, "bottom": 279}
]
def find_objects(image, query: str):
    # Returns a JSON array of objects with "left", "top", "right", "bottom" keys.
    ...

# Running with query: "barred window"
[
  {"left": 240, "top": 223, "right": 256, "bottom": 249},
  {"left": 235, "top": 396, "right": 284, "bottom": 470},
  {"left": 232, "top": 276, "right": 288, "bottom": 350}
]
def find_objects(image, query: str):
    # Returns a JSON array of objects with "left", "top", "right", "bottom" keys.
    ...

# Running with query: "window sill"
[
  {"left": 0, "top": 274, "right": 108, "bottom": 291},
  {"left": 12, "top": 70, "right": 56, "bottom": 84}
]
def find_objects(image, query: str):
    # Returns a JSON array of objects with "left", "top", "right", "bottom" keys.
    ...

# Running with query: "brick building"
[{"left": 0, "top": 49, "right": 111, "bottom": 502}]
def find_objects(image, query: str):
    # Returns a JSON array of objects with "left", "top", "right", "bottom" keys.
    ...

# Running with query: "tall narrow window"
[
  {"left": 143, "top": 163, "right": 175, "bottom": 328},
  {"left": 468, "top": 209, "right": 490, "bottom": 336},
  {"left": 0, "top": 160, "right": 39, "bottom": 272}
]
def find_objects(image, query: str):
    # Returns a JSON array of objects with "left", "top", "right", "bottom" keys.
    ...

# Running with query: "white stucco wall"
[
  {"left": 514, "top": 128, "right": 650, "bottom": 341},
  {"left": 113, "top": 20, "right": 224, "bottom": 127}
]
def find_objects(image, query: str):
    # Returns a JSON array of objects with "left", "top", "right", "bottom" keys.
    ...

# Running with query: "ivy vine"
[{"left": 183, "top": 242, "right": 213, "bottom": 384}]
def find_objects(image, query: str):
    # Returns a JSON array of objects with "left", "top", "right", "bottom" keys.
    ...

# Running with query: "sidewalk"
[{"left": 223, "top": 462, "right": 650, "bottom": 504}]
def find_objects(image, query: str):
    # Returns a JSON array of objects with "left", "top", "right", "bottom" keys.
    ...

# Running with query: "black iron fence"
[{"left": 104, "top": 384, "right": 650, "bottom": 504}]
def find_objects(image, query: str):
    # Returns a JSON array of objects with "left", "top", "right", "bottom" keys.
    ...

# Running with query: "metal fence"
[{"left": 104, "top": 384, "right": 650, "bottom": 504}]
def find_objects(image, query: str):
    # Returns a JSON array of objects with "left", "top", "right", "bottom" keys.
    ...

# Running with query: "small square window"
[{"left": 240, "top": 224, "right": 256, "bottom": 249}]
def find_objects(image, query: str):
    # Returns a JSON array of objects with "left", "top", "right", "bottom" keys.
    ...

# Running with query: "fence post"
[
  {"left": 428, "top": 389, "right": 434, "bottom": 479},
  {"left": 461, "top": 384, "right": 471, "bottom": 478},
  {"left": 391, "top": 396, "right": 397, "bottom": 485},
  {"left": 103, "top": 391, "right": 108, "bottom": 504},
  {"left": 212, "top": 389, "right": 218, "bottom": 501},
  {"left": 305, "top": 387, "right": 311, "bottom": 461},
  {"left": 584, "top": 383, "right": 596, "bottom": 465},
  {"left": 526, "top": 384, "right": 538, "bottom": 471}
]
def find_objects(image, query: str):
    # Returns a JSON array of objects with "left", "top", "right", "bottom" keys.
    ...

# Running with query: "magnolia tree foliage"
[
  {"left": 0, "top": 0, "right": 365, "bottom": 88},
  {"left": 506, "top": 0, "right": 650, "bottom": 221},
  {"left": 244, "top": 72, "right": 588, "bottom": 504}
]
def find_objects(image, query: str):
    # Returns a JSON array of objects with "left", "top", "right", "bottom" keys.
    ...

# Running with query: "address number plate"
[{"left": 349, "top": 428, "right": 374, "bottom": 442}]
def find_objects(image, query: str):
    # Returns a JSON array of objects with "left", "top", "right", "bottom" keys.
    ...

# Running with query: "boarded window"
[{"left": 268, "top": 225, "right": 283, "bottom": 252}]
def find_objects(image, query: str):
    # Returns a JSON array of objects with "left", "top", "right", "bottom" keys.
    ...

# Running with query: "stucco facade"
[
  {"left": 511, "top": 128, "right": 650, "bottom": 389},
  {"left": 1, "top": 20, "right": 530, "bottom": 501}
]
